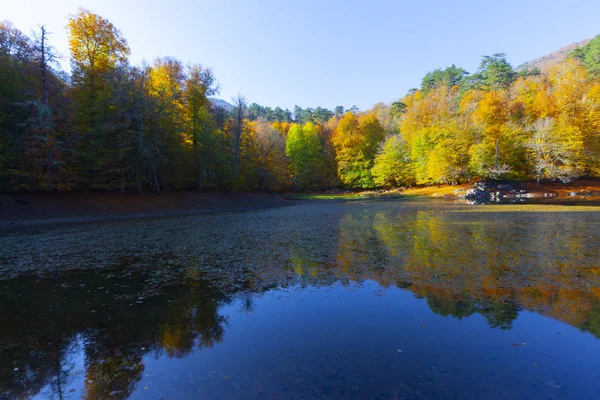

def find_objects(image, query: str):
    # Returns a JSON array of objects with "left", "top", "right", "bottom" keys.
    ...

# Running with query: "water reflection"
[
  {"left": 1, "top": 273, "right": 228, "bottom": 399},
  {"left": 1, "top": 201, "right": 599, "bottom": 399}
]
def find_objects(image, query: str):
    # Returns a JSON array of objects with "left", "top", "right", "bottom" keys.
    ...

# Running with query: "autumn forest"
[{"left": 2, "top": 9, "right": 600, "bottom": 194}]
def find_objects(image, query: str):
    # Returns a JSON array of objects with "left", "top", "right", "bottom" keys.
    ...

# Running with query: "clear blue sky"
[{"left": 4, "top": 0, "right": 600, "bottom": 110}]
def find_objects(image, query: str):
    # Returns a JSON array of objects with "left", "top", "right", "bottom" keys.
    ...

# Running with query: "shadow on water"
[{"left": 1, "top": 201, "right": 600, "bottom": 399}]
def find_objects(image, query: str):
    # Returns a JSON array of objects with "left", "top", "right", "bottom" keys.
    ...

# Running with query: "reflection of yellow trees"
[
  {"left": 409, "top": 211, "right": 458, "bottom": 274},
  {"left": 160, "top": 324, "right": 195, "bottom": 358},
  {"left": 157, "top": 291, "right": 227, "bottom": 358},
  {"left": 291, "top": 250, "right": 322, "bottom": 277},
  {"left": 336, "top": 212, "right": 395, "bottom": 287},
  {"left": 338, "top": 206, "right": 600, "bottom": 334},
  {"left": 158, "top": 316, "right": 225, "bottom": 358},
  {"left": 372, "top": 211, "right": 413, "bottom": 261},
  {"left": 84, "top": 351, "right": 144, "bottom": 400}
]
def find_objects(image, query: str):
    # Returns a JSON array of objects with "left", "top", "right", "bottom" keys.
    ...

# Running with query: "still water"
[{"left": 1, "top": 201, "right": 600, "bottom": 399}]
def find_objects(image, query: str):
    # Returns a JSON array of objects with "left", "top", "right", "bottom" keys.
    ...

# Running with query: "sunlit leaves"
[
  {"left": 285, "top": 122, "right": 324, "bottom": 189},
  {"left": 67, "top": 9, "right": 129, "bottom": 74},
  {"left": 372, "top": 135, "right": 413, "bottom": 187},
  {"left": 331, "top": 112, "right": 385, "bottom": 188}
]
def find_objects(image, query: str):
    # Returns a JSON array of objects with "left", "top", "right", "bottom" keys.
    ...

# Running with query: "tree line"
[
  {"left": 1, "top": 10, "right": 600, "bottom": 193},
  {"left": 395, "top": 50, "right": 600, "bottom": 186}
]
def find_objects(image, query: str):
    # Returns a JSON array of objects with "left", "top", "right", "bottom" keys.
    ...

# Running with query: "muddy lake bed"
[{"left": 1, "top": 199, "right": 600, "bottom": 399}]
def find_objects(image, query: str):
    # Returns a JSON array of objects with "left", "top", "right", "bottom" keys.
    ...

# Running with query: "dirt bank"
[
  {"left": 2, "top": 180, "right": 598, "bottom": 228},
  {"left": 0, "top": 191, "right": 292, "bottom": 228}
]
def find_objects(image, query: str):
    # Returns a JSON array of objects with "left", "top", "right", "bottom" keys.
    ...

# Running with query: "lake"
[{"left": 1, "top": 200, "right": 600, "bottom": 399}]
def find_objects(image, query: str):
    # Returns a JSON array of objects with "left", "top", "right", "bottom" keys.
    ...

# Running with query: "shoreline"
[
  {"left": 285, "top": 179, "right": 600, "bottom": 203},
  {"left": 2, "top": 180, "right": 599, "bottom": 229},
  {"left": 0, "top": 192, "right": 295, "bottom": 230}
]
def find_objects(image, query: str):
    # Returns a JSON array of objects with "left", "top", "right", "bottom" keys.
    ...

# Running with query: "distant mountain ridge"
[
  {"left": 516, "top": 38, "right": 592, "bottom": 72},
  {"left": 210, "top": 98, "right": 234, "bottom": 110}
]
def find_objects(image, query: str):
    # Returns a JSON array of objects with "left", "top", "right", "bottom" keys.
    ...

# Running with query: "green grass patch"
[{"left": 287, "top": 193, "right": 365, "bottom": 201}]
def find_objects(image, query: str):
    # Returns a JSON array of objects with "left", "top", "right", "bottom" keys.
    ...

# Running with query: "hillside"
[
  {"left": 210, "top": 98, "right": 234, "bottom": 110},
  {"left": 516, "top": 38, "right": 591, "bottom": 72}
]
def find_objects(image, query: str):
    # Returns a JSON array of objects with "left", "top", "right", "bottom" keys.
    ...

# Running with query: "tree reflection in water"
[{"left": 0, "top": 272, "right": 228, "bottom": 399}]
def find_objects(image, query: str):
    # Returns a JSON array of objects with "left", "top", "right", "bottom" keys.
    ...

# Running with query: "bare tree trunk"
[
  {"left": 151, "top": 160, "right": 161, "bottom": 195},
  {"left": 494, "top": 139, "right": 500, "bottom": 171},
  {"left": 231, "top": 95, "right": 246, "bottom": 181},
  {"left": 136, "top": 170, "right": 142, "bottom": 195},
  {"left": 52, "top": 343, "right": 65, "bottom": 400},
  {"left": 198, "top": 162, "right": 207, "bottom": 191},
  {"left": 13, "top": 115, "right": 21, "bottom": 190},
  {"left": 39, "top": 26, "right": 50, "bottom": 107},
  {"left": 192, "top": 115, "right": 200, "bottom": 188},
  {"left": 38, "top": 26, "right": 54, "bottom": 190},
  {"left": 260, "top": 167, "right": 267, "bottom": 190},
  {"left": 120, "top": 173, "right": 125, "bottom": 195}
]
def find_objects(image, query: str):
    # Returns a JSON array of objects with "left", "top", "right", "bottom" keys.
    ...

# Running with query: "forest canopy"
[{"left": 1, "top": 11, "right": 600, "bottom": 193}]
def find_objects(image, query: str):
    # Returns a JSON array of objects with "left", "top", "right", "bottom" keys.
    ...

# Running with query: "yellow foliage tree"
[
  {"left": 67, "top": 9, "right": 129, "bottom": 79},
  {"left": 331, "top": 112, "right": 384, "bottom": 188}
]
